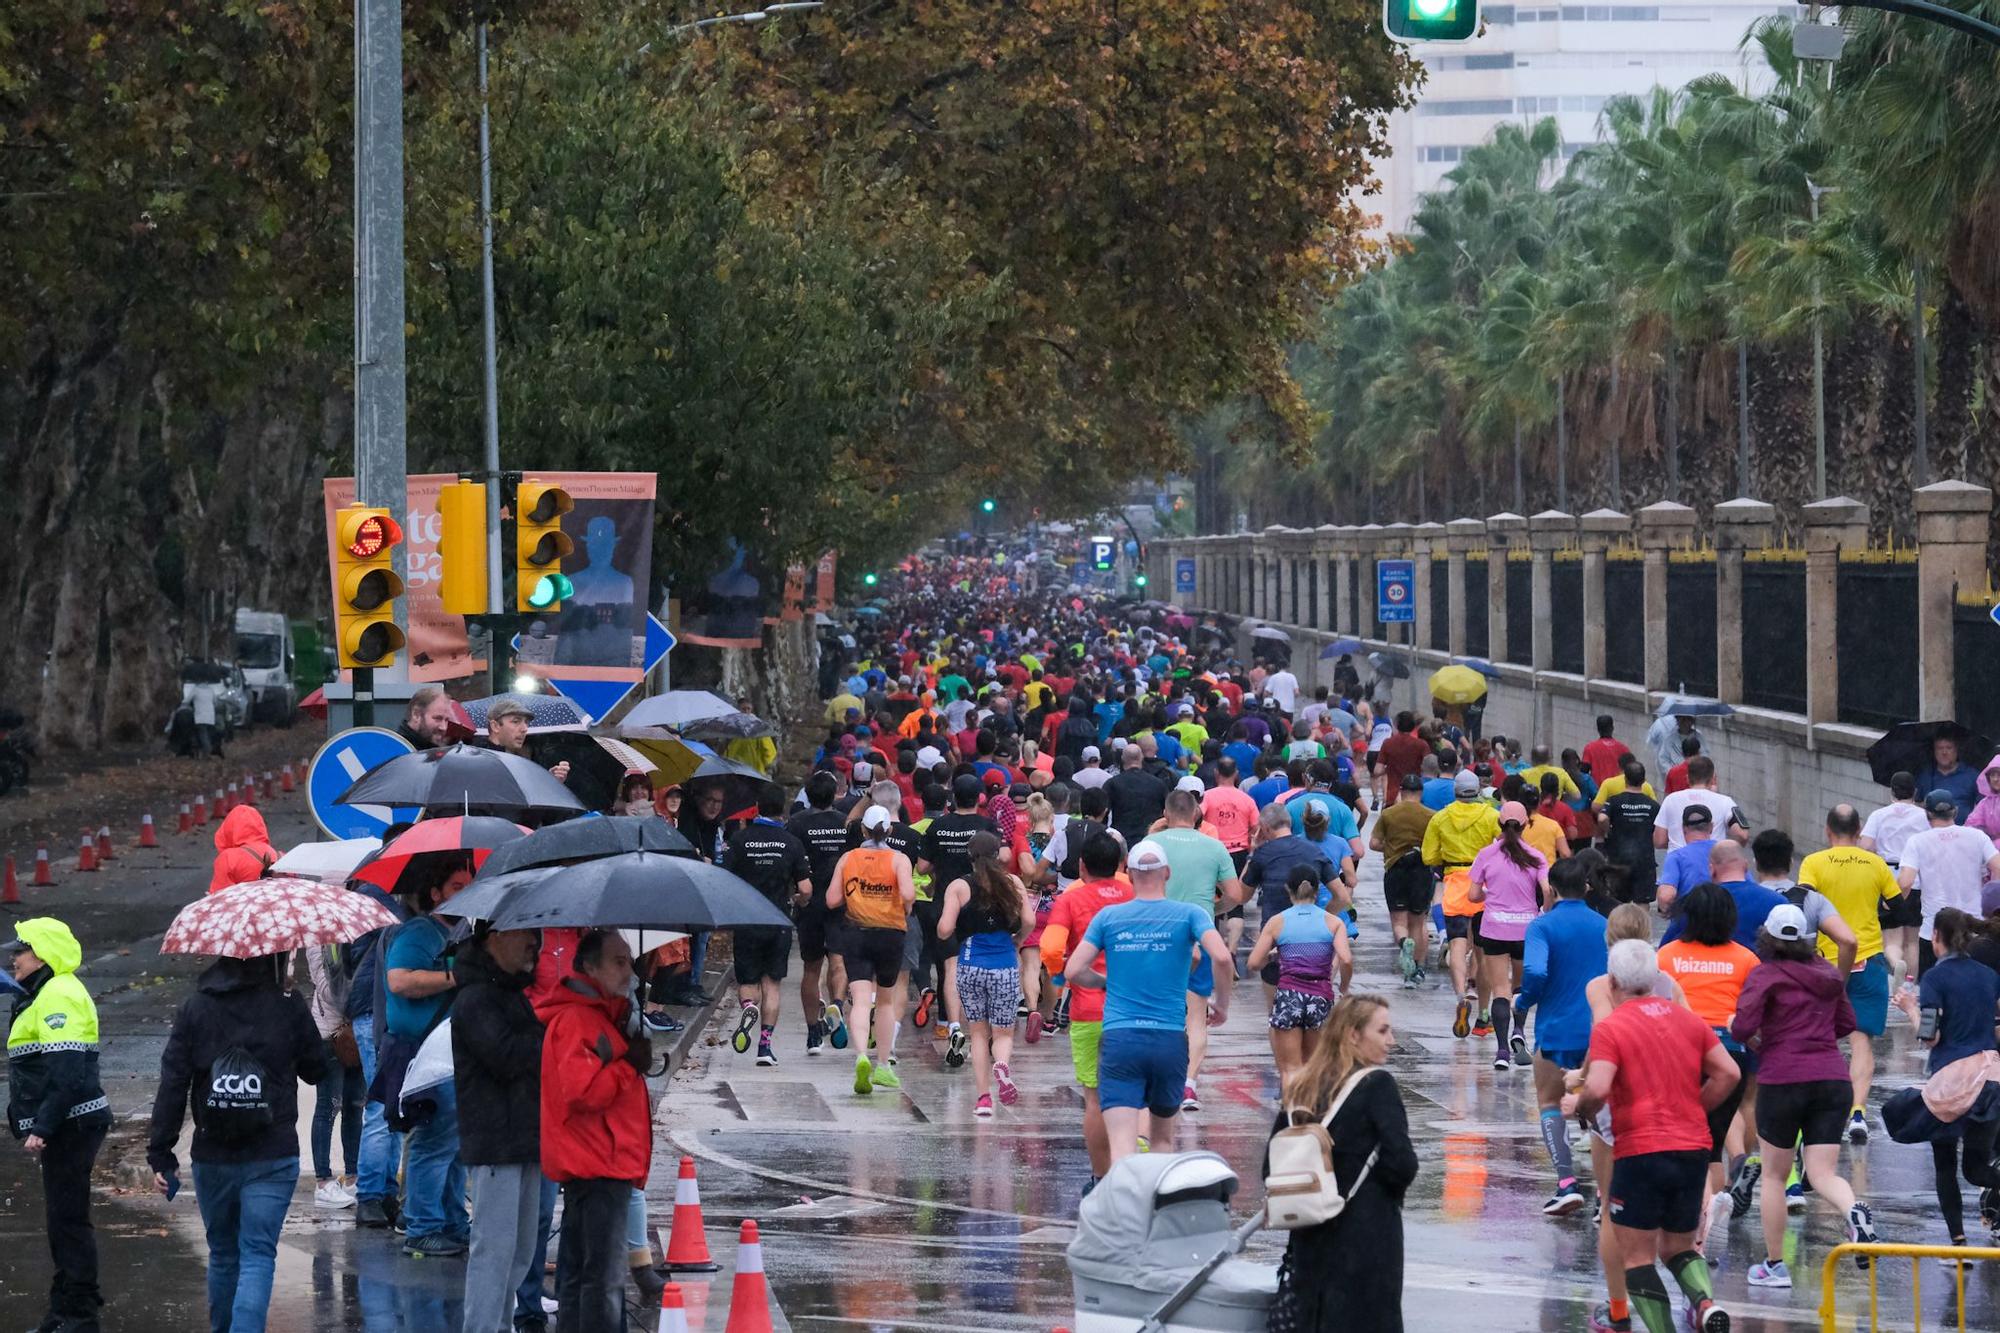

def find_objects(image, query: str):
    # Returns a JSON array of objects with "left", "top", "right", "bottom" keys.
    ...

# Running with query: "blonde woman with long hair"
[{"left": 1266, "top": 995, "right": 1417, "bottom": 1333}]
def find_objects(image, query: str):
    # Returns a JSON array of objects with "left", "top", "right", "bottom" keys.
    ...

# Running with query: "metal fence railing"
[
  {"left": 1605, "top": 556, "right": 1644, "bottom": 685},
  {"left": 1818, "top": 1241, "right": 2000, "bottom": 1331},
  {"left": 1838, "top": 558, "right": 1919, "bottom": 729},
  {"left": 1552, "top": 555, "right": 1583, "bottom": 675},
  {"left": 1430, "top": 561, "right": 1449, "bottom": 652},
  {"left": 1666, "top": 555, "right": 1717, "bottom": 697},
  {"left": 1505, "top": 553, "right": 1532, "bottom": 666},
  {"left": 1742, "top": 556, "right": 1806, "bottom": 714},
  {"left": 1464, "top": 557, "right": 1488, "bottom": 659}
]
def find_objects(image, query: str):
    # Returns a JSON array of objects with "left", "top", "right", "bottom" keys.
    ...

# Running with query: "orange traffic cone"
[
  {"left": 177, "top": 802, "right": 193, "bottom": 835},
  {"left": 261, "top": 770, "right": 275, "bottom": 800},
  {"left": 3, "top": 854, "right": 18, "bottom": 905},
  {"left": 240, "top": 773, "right": 257, "bottom": 806},
  {"left": 280, "top": 763, "right": 296, "bottom": 793},
  {"left": 662, "top": 1156, "right": 720, "bottom": 1272},
  {"left": 76, "top": 831, "right": 96, "bottom": 873},
  {"left": 721, "top": 1221, "right": 772, "bottom": 1333},
  {"left": 193, "top": 792, "right": 209, "bottom": 826},
  {"left": 224, "top": 781, "right": 239, "bottom": 811},
  {"left": 95, "top": 826, "right": 115, "bottom": 862},
  {"left": 658, "top": 1282, "right": 690, "bottom": 1333},
  {"left": 32, "top": 844, "right": 52, "bottom": 885},
  {"left": 138, "top": 813, "right": 159, "bottom": 848}
]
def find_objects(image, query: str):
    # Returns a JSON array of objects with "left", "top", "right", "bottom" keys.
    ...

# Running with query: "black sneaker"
[
  {"left": 1543, "top": 1180, "right": 1586, "bottom": 1217},
  {"left": 402, "top": 1232, "right": 465, "bottom": 1259},
  {"left": 1509, "top": 1034, "right": 1531, "bottom": 1067},
  {"left": 355, "top": 1197, "right": 394, "bottom": 1228},
  {"left": 756, "top": 1033, "right": 777, "bottom": 1067},
  {"left": 805, "top": 1021, "right": 826, "bottom": 1056},
  {"left": 1728, "top": 1155, "right": 1762, "bottom": 1219}
]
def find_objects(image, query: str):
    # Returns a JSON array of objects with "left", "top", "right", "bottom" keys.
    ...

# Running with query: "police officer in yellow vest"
[{"left": 8, "top": 918, "right": 111, "bottom": 1333}]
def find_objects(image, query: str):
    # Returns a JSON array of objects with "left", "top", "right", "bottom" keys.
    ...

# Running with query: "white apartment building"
[{"left": 1371, "top": 2, "right": 1799, "bottom": 233}]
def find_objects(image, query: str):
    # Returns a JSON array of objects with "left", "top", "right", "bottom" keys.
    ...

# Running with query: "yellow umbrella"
[
  {"left": 614, "top": 727, "right": 708, "bottom": 787},
  {"left": 1428, "top": 664, "right": 1488, "bottom": 707}
]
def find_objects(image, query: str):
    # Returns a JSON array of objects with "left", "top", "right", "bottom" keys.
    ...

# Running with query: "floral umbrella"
[{"left": 162, "top": 876, "right": 401, "bottom": 958}]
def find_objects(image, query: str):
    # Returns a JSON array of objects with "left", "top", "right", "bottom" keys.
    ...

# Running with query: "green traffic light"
[
  {"left": 863, "top": 572, "right": 879, "bottom": 586},
  {"left": 1135, "top": 574, "right": 1149, "bottom": 587},
  {"left": 525, "top": 572, "right": 574, "bottom": 610},
  {"left": 980, "top": 498, "right": 996, "bottom": 513},
  {"left": 1385, "top": 0, "right": 1477, "bottom": 41},
  {"left": 1411, "top": 0, "right": 1453, "bottom": 17}
]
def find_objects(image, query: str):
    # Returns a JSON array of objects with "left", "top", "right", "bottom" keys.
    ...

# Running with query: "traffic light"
[
  {"left": 862, "top": 571, "right": 879, "bottom": 586},
  {"left": 1384, "top": 0, "right": 1478, "bottom": 42},
  {"left": 515, "top": 479, "right": 574, "bottom": 612},
  {"left": 1134, "top": 573, "right": 1149, "bottom": 588},
  {"left": 331, "top": 505, "right": 406, "bottom": 669},
  {"left": 437, "top": 479, "right": 490, "bottom": 616},
  {"left": 980, "top": 498, "right": 996, "bottom": 514}
]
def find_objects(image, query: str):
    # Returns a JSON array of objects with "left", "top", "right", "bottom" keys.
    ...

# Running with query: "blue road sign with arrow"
[
  {"left": 308, "top": 727, "right": 420, "bottom": 840},
  {"left": 520, "top": 613, "right": 676, "bottom": 723}
]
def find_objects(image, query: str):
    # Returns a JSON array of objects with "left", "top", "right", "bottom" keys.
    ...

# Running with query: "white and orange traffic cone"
[
  {"left": 177, "top": 802, "right": 193, "bottom": 835},
  {"left": 212, "top": 786, "right": 227, "bottom": 816},
  {"left": 95, "top": 826, "right": 115, "bottom": 862},
  {"left": 224, "top": 781, "right": 239, "bottom": 812},
  {"left": 240, "top": 773, "right": 257, "bottom": 806},
  {"left": 721, "top": 1220, "right": 773, "bottom": 1333},
  {"left": 76, "top": 831, "right": 96, "bottom": 873},
  {"left": 662, "top": 1156, "right": 720, "bottom": 1272},
  {"left": 658, "top": 1282, "right": 690, "bottom": 1333},
  {"left": 32, "top": 844, "right": 52, "bottom": 886},
  {"left": 193, "top": 792, "right": 209, "bottom": 826},
  {"left": 3, "top": 854, "right": 18, "bottom": 905},
  {"left": 280, "top": 763, "right": 296, "bottom": 793},
  {"left": 138, "top": 812, "right": 159, "bottom": 848}
]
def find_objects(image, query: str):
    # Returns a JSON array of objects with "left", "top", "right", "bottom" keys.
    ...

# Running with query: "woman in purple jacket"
[{"left": 1730, "top": 904, "right": 1879, "bottom": 1289}]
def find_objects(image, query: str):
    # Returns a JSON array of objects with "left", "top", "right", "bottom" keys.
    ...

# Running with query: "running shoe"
[
  {"left": 1589, "top": 1301, "right": 1632, "bottom": 1333},
  {"left": 1847, "top": 1201, "right": 1877, "bottom": 1269},
  {"left": 1452, "top": 994, "right": 1472, "bottom": 1039},
  {"left": 755, "top": 1032, "right": 777, "bottom": 1067},
  {"left": 1846, "top": 1110, "right": 1869, "bottom": 1144},
  {"left": 945, "top": 1026, "right": 968, "bottom": 1069},
  {"left": 641, "top": 1007, "right": 683, "bottom": 1035},
  {"left": 1980, "top": 1185, "right": 2000, "bottom": 1234},
  {"left": 1510, "top": 1034, "right": 1531, "bottom": 1067},
  {"left": 974, "top": 1093, "right": 994, "bottom": 1118},
  {"left": 1397, "top": 937, "right": 1417, "bottom": 982},
  {"left": 402, "top": 1232, "right": 467, "bottom": 1260},
  {"left": 913, "top": 987, "right": 935, "bottom": 1029},
  {"left": 1025, "top": 1011, "right": 1045, "bottom": 1044},
  {"left": 1542, "top": 1180, "right": 1586, "bottom": 1217},
  {"left": 1053, "top": 992, "right": 1071, "bottom": 1031},
  {"left": 853, "top": 1054, "right": 873, "bottom": 1095},
  {"left": 1685, "top": 1297, "right": 1729, "bottom": 1333},
  {"left": 1936, "top": 1240, "right": 1977, "bottom": 1271},
  {"left": 1182, "top": 1083, "right": 1201, "bottom": 1112},
  {"left": 1472, "top": 1012, "right": 1494, "bottom": 1038},
  {"left": 1135, "top": 1135, "right": 1150, "bottom": 1153},
  {"left": 823, "top": 1002, "right": 850, "bottom": 1050},
  {"left": 1491, "top": 1052, "right": 1510, "bottom": 1072},
  {"left": 805, "top": 1020, "right": 825, "bottom": 1057},
  {"left": 1727, "top": 1154, "right": 1762, "bottom": 1219},
  {"left": 1016, "top": 1000, "right": 1030, "bottom": 1020},
  {"left": 872, "top": 1062, "right": 901, "bottom": 1090},
  {"left": 315, "top": 1180, "right": 356, "bottom": 1209},
  {"left": 995, "top": 1062, "right": 1019, "bottom": 1105},
  {"left": 731, "top": 1001, "right": 759, "bottom": 1054},
  {"left": 1402, "top": 973, "right": 1419, "bottom": 991},
  {"left": 1746, "top": 1259, "right": 1791, "bottom": 1288},
  {"left": 1785, "top": 1182, "right": 1806, "bottom": 1214},
  {"left": 1412, "top": 965, "right": 1427, "bottom": 986}
]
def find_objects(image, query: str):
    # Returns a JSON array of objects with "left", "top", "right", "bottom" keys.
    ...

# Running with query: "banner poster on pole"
[
  {"left": 678, "top": 537, "right": 772, "bottom": 649},
  {"left": 512, "top": 471, "right": 657, "bottom": 688}
]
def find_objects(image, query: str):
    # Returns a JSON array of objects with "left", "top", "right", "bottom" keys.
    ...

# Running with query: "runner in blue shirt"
[
  {"left": 1064, "top": 839, "right": 1233, "bottom": 1162},
  {"left": 1517, "top": 855, "right": 1610, "bottom": 1218}
]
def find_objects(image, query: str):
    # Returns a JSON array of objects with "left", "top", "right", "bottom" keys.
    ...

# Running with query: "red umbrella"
[
  {"left": 162, "top": 877, "right": 400, "bottom": 958},
  {"left": 299, "top": 687, "right": 329, "bottom": 722},
  {"left": 352, "top": 815, "right": 529, "bottom": 891},
  {"left": 441, "top": 697, "right": 477, "bottom": 744}
]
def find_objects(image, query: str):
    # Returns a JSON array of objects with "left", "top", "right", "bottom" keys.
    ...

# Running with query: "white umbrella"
[
  {"left": 268, "top": 838, "right": 382, "bottom": 883},
  {"left": 400, "top": 1018, "right": 455, "bottom": 1114},
  {"left": 621, "top": 690, "right": 739, "bottom": 731}
]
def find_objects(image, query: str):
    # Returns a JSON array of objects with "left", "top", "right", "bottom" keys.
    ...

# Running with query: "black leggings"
[{"left": 1931, "top": 1117, "right": 2000, "bottom": 1240}]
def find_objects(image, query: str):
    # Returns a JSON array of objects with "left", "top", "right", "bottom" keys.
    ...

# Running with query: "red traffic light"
[{"left": 342, "top": 513, "right": 403, "bottom": 560}]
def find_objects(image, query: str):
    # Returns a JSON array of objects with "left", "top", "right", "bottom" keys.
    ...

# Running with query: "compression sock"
[
  {"left": 1539, "top": 1106, "right": 1575, "bottom": 1179},
  {"left": 1624, "top": 1266, "right": 1674, "bottom": 1333},
  {"left": 1665, "top": 1250, "right": 1714, "bottom": 1305},
  {"left": 1608, "top": 1298, "right": 1630, "bottom": 1326},
  {"left": 1490, "top": 997, "right": 1513, "bottom": 1052}
]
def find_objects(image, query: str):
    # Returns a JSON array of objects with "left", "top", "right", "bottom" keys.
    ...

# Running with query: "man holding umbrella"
[
  {"left": 9, "top": 918, "right": 112, "bottom": 1333},
  {"left": 482, "top": 697, "right": 570, "bottom": 784}
]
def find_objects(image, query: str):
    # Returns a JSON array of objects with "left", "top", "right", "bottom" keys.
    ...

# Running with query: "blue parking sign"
[
  {"left": 1174, "top": 558, "right": 1196, "bottom": 597},
  {"left": 1377, "top": 559, "right": 1415, "bottom": 624}
]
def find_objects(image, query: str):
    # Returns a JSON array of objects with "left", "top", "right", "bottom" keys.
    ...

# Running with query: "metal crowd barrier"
[{"left": 1817, "top": 1242, "right": 2000, "bottom": 1331}]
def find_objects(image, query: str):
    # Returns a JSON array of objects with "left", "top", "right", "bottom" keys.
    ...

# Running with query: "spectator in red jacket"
[
  {"left": 539, "top": 931, "right": 653, "bottom": 1333},
  {"left": 207, "top": 806, "right": 277, "bottom": 894}
]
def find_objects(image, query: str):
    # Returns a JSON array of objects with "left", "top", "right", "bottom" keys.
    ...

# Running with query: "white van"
[{"left": 233, "top": 609, "right": 296, "bottom": 726}]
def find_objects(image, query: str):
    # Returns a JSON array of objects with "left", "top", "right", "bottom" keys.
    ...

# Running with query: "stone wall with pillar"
[
  {"left": 1579, "top": 509, "right": 1630, "bottom": 682},
  {"left": 1802, "top": 498, "right": 1869, "bottom": 727},
  {"left": 1445, "top": 517, "right": 1484, "bottom": 657},
  {"left": 1914, "top": 482, "right": 1992, "bottom": 719},
  {"left": 1712, "top": 498, "right": 1776, "bottom": 704},
  {"left": 1414, "top": 522, "right": 1445, "bottom": 652},
  {"left": 1635, "top": 501, "right": 1696, "bottom": 693},
  {"left": 1486, "top": 513, "right": 1526, "bottom": 664},
  {"left": 1528, "top": 510, "right": 1576, "bottom": 672}
]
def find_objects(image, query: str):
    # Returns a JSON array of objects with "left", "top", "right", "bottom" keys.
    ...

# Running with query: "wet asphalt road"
[{"left": 6, "top": 793, "right": 2000, "bottom": 1332}]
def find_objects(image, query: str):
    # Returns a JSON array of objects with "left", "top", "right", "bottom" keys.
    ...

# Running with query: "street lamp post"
[{"left": 1808, "top": 178, "right": 1836, "bottom": 501}]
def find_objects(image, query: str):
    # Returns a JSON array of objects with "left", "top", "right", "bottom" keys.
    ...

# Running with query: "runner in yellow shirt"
[{"left": 1423, "top": 769, "right": 1503, "bottom": 1038}]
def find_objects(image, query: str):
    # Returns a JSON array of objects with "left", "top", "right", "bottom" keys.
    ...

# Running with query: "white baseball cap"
[
  {"left": 861, "top": 805, "right": 894, "bottom": 832},
  {"left": 1176, "top": 775, "right": 1206, "bottom": 794},
  {"left": 1081, "top": 745, "right": 1101, "bottom": 763},
  {"left": 1765, "top": 903, "right": 1809, "bottom": 941},
  {"left": 852, "top": 761, "right": 873, "bottom": 783},
  {"left": 915, "top": 746, "right": 944, "bottom": 769},
  {"left": 1127, "top": 839, "right": 1170, "bottom": 872}
]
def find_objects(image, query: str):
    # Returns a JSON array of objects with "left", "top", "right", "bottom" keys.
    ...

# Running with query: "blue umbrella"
[
  {"left": 462, "top": 693, "right": 588, "bottom": 731},
  {"left": 1655, "top": 694, "right": 1735, "bottom": 719},
  {"left": 1455, "top": 658, "right": 1504, "bottom": 679},
  {"left": 853, "top": 606, "right": 885, "bottom": 617},
  {"left": 1318, "top": 638, "right": 1365, "bottom": 659}
]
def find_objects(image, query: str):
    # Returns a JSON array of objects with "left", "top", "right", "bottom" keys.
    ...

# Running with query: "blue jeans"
[
  {"left": 402, "top": 1078, "right": 466, "bottom": 1239},
  {"left": 685, "top": 931, "right": 710, "bottom": 995},
  {"left": 311, "top": 1042, "right": 364, "bottom": 1180},
  {"left": 352, "top": 1021, "right": 404, "bottom": 1204},
  {"left": 514, "top": 1176, "right": 558, "bottom": 1326},
  {"left": 191, "top": 1157, "right": 297, "bottom": 1333}
]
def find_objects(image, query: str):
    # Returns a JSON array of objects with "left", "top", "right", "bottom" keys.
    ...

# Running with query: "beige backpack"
[{"left": 1264, "top": 1066, "right": 1380, "bottom": 1229}]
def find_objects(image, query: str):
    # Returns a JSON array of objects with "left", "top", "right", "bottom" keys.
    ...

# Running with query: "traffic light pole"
[
  {"left": 464, "top": 470, "right": 521, "bottom": 697},
  {"left": 354, "top": 0, "right": 409, "bottom": 651},
  {"left": 352, "top": 666, "right": 375, "bottom": 728}
]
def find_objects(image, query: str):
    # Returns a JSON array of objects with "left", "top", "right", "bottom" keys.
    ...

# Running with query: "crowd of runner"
[{"left": 778, "top": 548, "right": 2000, "bottom": 1333}]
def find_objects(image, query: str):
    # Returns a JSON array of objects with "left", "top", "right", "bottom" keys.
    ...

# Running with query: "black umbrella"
[
  {"left": 1368, "top": 651, "right": 1412, "bottom": 680},
  {"left": 437, "top": 851, "right": 792, "bottom": 932},
  {"left": 524, "top": 732, "right": 653, "bottom": 813},
  {"left": 1865, "top": 720, "right": 1991, "bottom": 788},
  {"left": 685, "top": 754, "right": 777, "bottom": 814},
  {"left": 334, "top": 742, "right": 585, "bottom": 816},
  {"left": 681, "top": 711, "right": 779, "bottom": 744},
  {"left": 478, "top": 814, "right": 695, "bottom": 879}
]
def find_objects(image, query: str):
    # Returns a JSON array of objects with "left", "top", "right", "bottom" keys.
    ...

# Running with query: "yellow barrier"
[{"left": 1817, "top": 1242, "right": 2000, "bottom": 1331}]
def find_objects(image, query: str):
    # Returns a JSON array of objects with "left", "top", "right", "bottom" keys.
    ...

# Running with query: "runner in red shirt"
[
  {"left": 1377, "top": 710, "right": 1432, "bottom": 796},
  {"left": 1581, "top": 715, "right": 1634, "bottom": 785},
  {"left": 1037, "top": 833, "right": 1135, "bottom": 1183},
  {"left": 1565, "top": 940, "right": 1740, "bottom": 1333}
]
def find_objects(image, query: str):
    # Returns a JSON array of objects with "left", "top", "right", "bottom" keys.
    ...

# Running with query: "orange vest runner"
[{"left": 841, "top": 846, "right": 907, "bottom": 932}]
